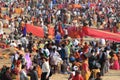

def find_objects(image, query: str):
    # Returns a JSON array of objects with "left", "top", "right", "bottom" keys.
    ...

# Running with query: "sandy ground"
[{"left": 102, "top": 70, "right": 120, "bottom": 80}]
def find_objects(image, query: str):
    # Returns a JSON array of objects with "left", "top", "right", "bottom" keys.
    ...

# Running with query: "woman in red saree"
[
  {"left": 81, "top": 55, "right": 91, "bottom": 80},
  {"left": 72, "top": 71, "right": 83, "bottom": 80},
  {"left": 112, "top": 54, "right": 120, "bottom": 70}
]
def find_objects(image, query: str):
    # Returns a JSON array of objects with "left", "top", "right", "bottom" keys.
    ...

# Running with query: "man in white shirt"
[
  {"left": 41, "top": 57, "right": 50, "bottom": 80},
  {"left": 44, "top": 48, "right": 50, "bottom": 57},
  {"left": 15, "top": 51, "right": 19, "bottom": 61},
  {"left": 21, "top": 36, "right": 28, "bottom": 50},
  {"left": 73, "top": 39, "right": 79, "bottom": 46},
  {"left": 99, "top": 38, "right": 106, "bottom": 46}
]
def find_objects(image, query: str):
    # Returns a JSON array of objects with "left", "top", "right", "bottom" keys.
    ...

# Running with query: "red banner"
[
  {"left": 26, "top": 24, "right": 44, "bottom": 38},
  {"left": 82, "top": 27, "right": 120, "bottom": 42},
  {"left": 67, "top": 27, "right": 82, "bottom": 38},
  {"left": 117, "top": 32, "right": 120, "bottom": 35}
]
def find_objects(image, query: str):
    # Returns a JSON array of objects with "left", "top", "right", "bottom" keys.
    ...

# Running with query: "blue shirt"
[{"left": 22, "top": 27, "right": 27, "bottom": 36}]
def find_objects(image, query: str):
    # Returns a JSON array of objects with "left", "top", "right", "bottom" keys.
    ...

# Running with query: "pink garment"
[
  {"left": 25, "top": 53, "right": 32, "bottom": 69},
  {"left": 113, "top": 60, "right": 120, "bottom": 70}
]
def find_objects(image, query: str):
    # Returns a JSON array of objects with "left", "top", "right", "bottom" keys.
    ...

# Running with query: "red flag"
[
  {"left": 26, "top": 24, "right": 44, "bottom": 38},
  {"left": 82, "top": 27, "right": 120, "bottom": 42},
  {"left": 58, "top": 23, "right": 64, "bottom": 36}
]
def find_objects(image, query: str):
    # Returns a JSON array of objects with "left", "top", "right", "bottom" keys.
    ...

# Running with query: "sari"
[
  {"left": 82, "top": 60, "right": 91, "bottom": 80},
  {"left": 113, "top": 54, "right": 120, "bottom": 70},
  {"left": 25, "top": 53, "right": 32, "bottom": 69}
]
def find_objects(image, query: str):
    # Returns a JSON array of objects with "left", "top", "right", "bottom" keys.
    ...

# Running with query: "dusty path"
[
  {"left": 102, "top": 70, "right": 120, "bottom": 80},
  {"left": 50, "top": 70, "right": 120, "bottom": 80}
]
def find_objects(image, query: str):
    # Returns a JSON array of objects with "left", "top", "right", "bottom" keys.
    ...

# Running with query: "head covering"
[
  {"left": 73, "top": 66, "right": 78, "bottom": 71},
  {"left": 113, "top": 54, "right": 118, "bottom": 60}
]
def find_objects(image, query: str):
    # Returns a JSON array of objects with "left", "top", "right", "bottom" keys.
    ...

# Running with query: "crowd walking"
[{"left": 0, "top": 0, "right": 120, "bottom": 80}]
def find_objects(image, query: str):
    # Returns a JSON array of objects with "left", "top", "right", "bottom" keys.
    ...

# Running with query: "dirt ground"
[{"left": 102, "top": 70, "right": 120, "bottom": 80}]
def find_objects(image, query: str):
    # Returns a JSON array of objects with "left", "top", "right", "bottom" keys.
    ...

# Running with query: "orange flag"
[
  {"left": 72, "top": 4, "right": 82, "bottom": 8},
  {"left": 48, "top": 27, "right": 55, "bottom": 39}
]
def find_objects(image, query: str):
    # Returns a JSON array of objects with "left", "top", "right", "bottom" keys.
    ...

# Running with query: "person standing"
[
  {"left": 72, "top": 70, "right": 84, "bottom": 80},
  {"left": 4, "top": 67, "right": 12, "bottom": 80},
  {"left": 50, "top": 48, "right": 58, "bottom": 73},
  {"left": 99, "top": 49, "right": 107, "bottom": 76},
  {"left": 112, "top": 54, "right": 120, "bottom": 70},
  {"left": 95, "top": 72, "right": 102, "bottom": 80},
  {"left": 41, "top": 57, "right": 50, "bottom": 80},
  {"left": 22, "top": 24, "right": 27, "bottom": 37},
  {"left": 29, "top": 66, "right": 38, "bottom": 80},
  {"left": 25, "top": 51, "right": 32, "bottom": 70},
  {"left": 20, "top": 65, "right": 28, "bottom": 80},
  {"left": 82, "top": 55, "right": 91, "bottom": 80},
  {"left": 0, "top": 20, "right": 3, "bottom": 36},
  {"left": 28, "top": 40, "right": 33, "bottom": 53}
]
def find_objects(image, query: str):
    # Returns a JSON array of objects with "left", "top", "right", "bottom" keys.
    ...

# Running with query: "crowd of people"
[{"left": 0, "top": 0, "right": 120, "bottom": 80}]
